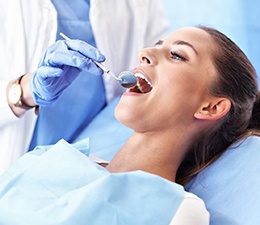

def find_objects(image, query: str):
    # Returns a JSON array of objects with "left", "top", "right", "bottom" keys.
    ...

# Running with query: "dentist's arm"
[{"left": 7, "top": 39, "right": 105, "bottom": 117}]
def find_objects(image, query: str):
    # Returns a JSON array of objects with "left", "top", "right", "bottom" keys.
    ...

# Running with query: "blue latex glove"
[{"left": 30, "top": 40, "right": 105, "bottom": 106}]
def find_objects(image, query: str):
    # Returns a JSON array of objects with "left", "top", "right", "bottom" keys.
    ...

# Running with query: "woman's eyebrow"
[
  {"left": 173, "top": 40, "right": 198, "bottom": 55},
  {"left": 155, "top": 39, "right": 198, "bottom": 55}
]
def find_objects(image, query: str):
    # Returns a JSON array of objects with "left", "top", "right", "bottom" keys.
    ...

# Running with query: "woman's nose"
[{"left": 139, "top": 48, "right": 157, "bottom": 66}]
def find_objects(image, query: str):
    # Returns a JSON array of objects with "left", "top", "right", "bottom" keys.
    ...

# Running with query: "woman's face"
[{"left": 115, "top": 27, "right": 217, "bottom": 133}]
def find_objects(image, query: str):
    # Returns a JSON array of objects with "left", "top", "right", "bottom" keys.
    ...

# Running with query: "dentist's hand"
[{"left": 30, "top": 40, "right": 105, "bottom": 106}]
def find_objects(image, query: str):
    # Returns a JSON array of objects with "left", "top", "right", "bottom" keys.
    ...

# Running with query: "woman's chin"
[
  {"left": 115, "top": 105, "right": 135, "bottom": 130},
  {"left": 115, "top": 106, "right": 128, "bottom": 125}
]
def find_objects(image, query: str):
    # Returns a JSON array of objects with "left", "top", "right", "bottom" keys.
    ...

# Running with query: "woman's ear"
[{"left": 194, "top": 98, "right": 231, "bottom": 120}]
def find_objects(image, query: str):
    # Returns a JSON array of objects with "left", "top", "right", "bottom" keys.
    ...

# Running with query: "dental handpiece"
[{"left": 59, "top": 33, "right": 137, "bottom": 88}]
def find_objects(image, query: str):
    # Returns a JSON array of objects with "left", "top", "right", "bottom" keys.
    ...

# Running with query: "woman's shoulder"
[{"left": 169, "top": 191, "right": 209, "bottom": 225}]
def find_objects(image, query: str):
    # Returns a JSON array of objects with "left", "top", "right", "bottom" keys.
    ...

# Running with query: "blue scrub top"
[{"left": 29, "top": 0, "right": 107, "bottom": 150}]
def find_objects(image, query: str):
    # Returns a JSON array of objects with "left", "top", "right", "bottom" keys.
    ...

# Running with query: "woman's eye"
[{"left": 170, "top": 51, "right": 186, "bottom": 61}]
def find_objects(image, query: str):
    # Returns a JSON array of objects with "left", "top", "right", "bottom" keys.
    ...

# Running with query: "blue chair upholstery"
[{"left": 185, "top": 136, "right": 260, "bottom": 225}]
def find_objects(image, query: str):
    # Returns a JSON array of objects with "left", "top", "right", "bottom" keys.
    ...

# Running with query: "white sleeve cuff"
[
  {"left": 0, "top": 80, "right": 19, "bottom": 127},
  {"left": 170, "top": 192, "right": 210, "bottom": 225}
]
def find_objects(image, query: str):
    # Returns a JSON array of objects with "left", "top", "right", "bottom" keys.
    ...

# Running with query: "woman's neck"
[{"left": 106, "top": 131, "right": 190, "bottom": 182}]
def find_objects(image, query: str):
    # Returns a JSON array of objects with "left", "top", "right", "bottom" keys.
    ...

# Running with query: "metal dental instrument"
[{"left": 59, "top": 33, "right": 137, "bottom": 88}]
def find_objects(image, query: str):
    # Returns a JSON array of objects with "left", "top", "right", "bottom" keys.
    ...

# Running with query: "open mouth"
[{"left": 129, "top": 73, "right": 153, "bottom": 94}]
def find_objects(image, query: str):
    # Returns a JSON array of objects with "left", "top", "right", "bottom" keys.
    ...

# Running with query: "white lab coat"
[
  {"left": 0, "top": 0, "right": 168, "bottom": 173},
  {"left": 0, "top": 0, "right": 57, "bottom": 173}
]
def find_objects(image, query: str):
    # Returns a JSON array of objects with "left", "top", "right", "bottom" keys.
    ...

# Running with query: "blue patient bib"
[
  {"left": 29, "top": 0, "right": 106, "bottom": 150},
  {"left": 0, "top": 139, "right": 185, "bottom": 225}
]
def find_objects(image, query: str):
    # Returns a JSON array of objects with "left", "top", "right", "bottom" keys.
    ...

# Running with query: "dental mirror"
[{"left": 59, "top": 32, "right": 137, "bottom": 89}]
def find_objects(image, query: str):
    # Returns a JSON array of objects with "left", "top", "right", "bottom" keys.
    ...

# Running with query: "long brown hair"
[{"left": 176, "top": 26, "right": 260, "bottom": 185}]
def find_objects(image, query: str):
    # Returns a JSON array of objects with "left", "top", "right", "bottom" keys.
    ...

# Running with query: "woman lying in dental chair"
[{"left": 0, "top": 25, "right": 260, "bottom": 225}]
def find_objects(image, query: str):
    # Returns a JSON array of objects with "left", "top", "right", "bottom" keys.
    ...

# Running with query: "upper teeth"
[{"left": 134, "top": 73, "right": 153, "bottom": 93}]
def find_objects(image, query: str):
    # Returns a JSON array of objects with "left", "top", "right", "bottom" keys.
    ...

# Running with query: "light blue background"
[{"left": 161, "top": 0, "right": 260, "bottom": 83}]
